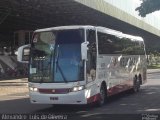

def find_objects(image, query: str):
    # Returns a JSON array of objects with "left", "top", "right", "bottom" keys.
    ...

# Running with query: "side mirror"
[
  {"left": 81, "top": 41, "right": 89, "bottom": 60},
  {"left": 17, "top": 44, "right": 31, "bottom": 63}
]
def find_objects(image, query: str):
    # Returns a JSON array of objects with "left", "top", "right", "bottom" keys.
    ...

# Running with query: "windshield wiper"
[{"left": 55, "top": 45, "right": 68, "bottom": 83}]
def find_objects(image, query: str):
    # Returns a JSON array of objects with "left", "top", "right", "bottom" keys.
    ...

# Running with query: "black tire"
[
  {"left": 139, "top": 74, "right": 142, "bottom": 85},
  {"left": 132, "top": 76, "right": 140, "bottom": 93},
  {"left": 96, "top": 84, "right": 106, "bottom": 106}
]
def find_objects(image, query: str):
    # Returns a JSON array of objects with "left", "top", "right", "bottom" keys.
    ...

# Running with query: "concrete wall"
[{"left": 75, "top": 0, "right": 160, "bottom": 37}]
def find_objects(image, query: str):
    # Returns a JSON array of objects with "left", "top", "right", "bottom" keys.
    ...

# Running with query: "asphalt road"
[{"left": 0, "top": 69, "right": 160, "bottom": 120}]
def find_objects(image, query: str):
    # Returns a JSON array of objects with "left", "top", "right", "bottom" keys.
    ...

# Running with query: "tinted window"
[
  {"left": 121, "top": 40, "right": 145, "bottom": 55},
  {"left": 98, "top": 32, "right": 145, "bottom": 55},
  {"left": 98, "top": 32, "right": 122, "bottom": 54}
]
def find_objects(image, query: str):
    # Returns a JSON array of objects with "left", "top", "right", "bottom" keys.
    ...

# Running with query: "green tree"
[{"left": 136, "top": 0, "right": 160, "bottom": 17}]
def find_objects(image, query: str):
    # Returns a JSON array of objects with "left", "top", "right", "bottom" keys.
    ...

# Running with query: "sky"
[{"left": 104, "top": 0, "right": 160, "bottom": 29}]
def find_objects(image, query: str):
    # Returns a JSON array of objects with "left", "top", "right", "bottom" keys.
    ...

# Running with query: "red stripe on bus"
[
  {"left": 87, "top": 93, "right": 101, "bottom": 104},
  {"left": 38, "top": 88, "right": 69, "bottom": 94},
  {"left": 87, "top": 80, "right": 133, "bottom": 103},
  {"left": 107, "top": 80, "right": 133, "bottom": 96}
]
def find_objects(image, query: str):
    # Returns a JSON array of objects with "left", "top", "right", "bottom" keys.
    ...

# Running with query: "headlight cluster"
[
  {"left": 29, "top": 87, "right": 38, "bottom": 92},
  {"left": 70, "top": 85, "right": 85, "bottom": 92}
]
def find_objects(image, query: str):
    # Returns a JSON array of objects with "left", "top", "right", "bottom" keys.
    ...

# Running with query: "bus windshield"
[{"left": 29, "top": 29, "right": 84, "bottom": 83}]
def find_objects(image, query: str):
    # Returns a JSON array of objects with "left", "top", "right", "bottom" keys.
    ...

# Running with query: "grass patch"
[{"left": 148, "top": 64, "right": 160, "bottom": 69}]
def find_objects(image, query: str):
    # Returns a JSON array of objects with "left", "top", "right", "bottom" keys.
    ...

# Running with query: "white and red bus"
[{"left": 17, "top": 25, "right": 147, "bottom": 106}]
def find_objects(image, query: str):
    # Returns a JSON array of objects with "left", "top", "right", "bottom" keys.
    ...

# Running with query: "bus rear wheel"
[{"left": 132, "top": 76, "right": 140, "bottom": 92}]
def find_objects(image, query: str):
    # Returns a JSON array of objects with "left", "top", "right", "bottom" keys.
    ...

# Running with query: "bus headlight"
[
  {"left": 71, "top": 86, "right": 85, "bottom": 92},
  {"left": 29, "top": 87, "right": 38, "bottom": 92}
]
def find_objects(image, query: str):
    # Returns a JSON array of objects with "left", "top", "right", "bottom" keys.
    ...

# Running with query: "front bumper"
[{"left": 29, "top": 90, "right": 87, "bottom": 105}]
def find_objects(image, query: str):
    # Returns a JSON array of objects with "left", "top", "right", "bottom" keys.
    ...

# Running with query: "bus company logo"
[
  {"left": 142, "top": 114, "right": 159, "bottom": 120},
  {"left": 52, "top": 89, "right": 56, "bottom": 93}
]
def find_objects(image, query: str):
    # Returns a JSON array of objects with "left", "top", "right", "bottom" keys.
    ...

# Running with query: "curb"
[{"left": 147, "top": 69, "right": 160, "bottom": 74}]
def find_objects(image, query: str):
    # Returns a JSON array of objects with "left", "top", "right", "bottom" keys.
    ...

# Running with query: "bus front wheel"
[{"left": 96, "top": 84, "right": 106, "bottom": 106}]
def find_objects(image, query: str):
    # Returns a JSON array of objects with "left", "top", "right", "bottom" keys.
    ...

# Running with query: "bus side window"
[
  {"left": 98, "top": 32, "right": 116, "bottom": 54},
  {"left": 86, "top": 29, "right": 97, "bottom": 80}
]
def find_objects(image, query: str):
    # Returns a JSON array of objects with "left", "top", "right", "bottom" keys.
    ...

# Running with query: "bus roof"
[
  {"left": 35, "top": 25, "right": 95, "bottom": 32},
  {"left": 35, "top": 25, "right": 143, "bottom": 41}
]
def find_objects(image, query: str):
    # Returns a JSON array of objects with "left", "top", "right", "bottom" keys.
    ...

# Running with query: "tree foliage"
[{"left": 136, "top": 0, "right": 160, "bottom": 17}]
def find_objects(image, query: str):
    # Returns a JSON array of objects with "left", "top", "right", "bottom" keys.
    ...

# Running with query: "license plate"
[{"left": 50, "top": 97, "right": 58, "bottom": 100}]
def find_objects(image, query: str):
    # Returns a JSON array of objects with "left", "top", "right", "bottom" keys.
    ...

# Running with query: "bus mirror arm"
[{"left": 81, "top": 41, "right": 89, "bottom": 61}]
